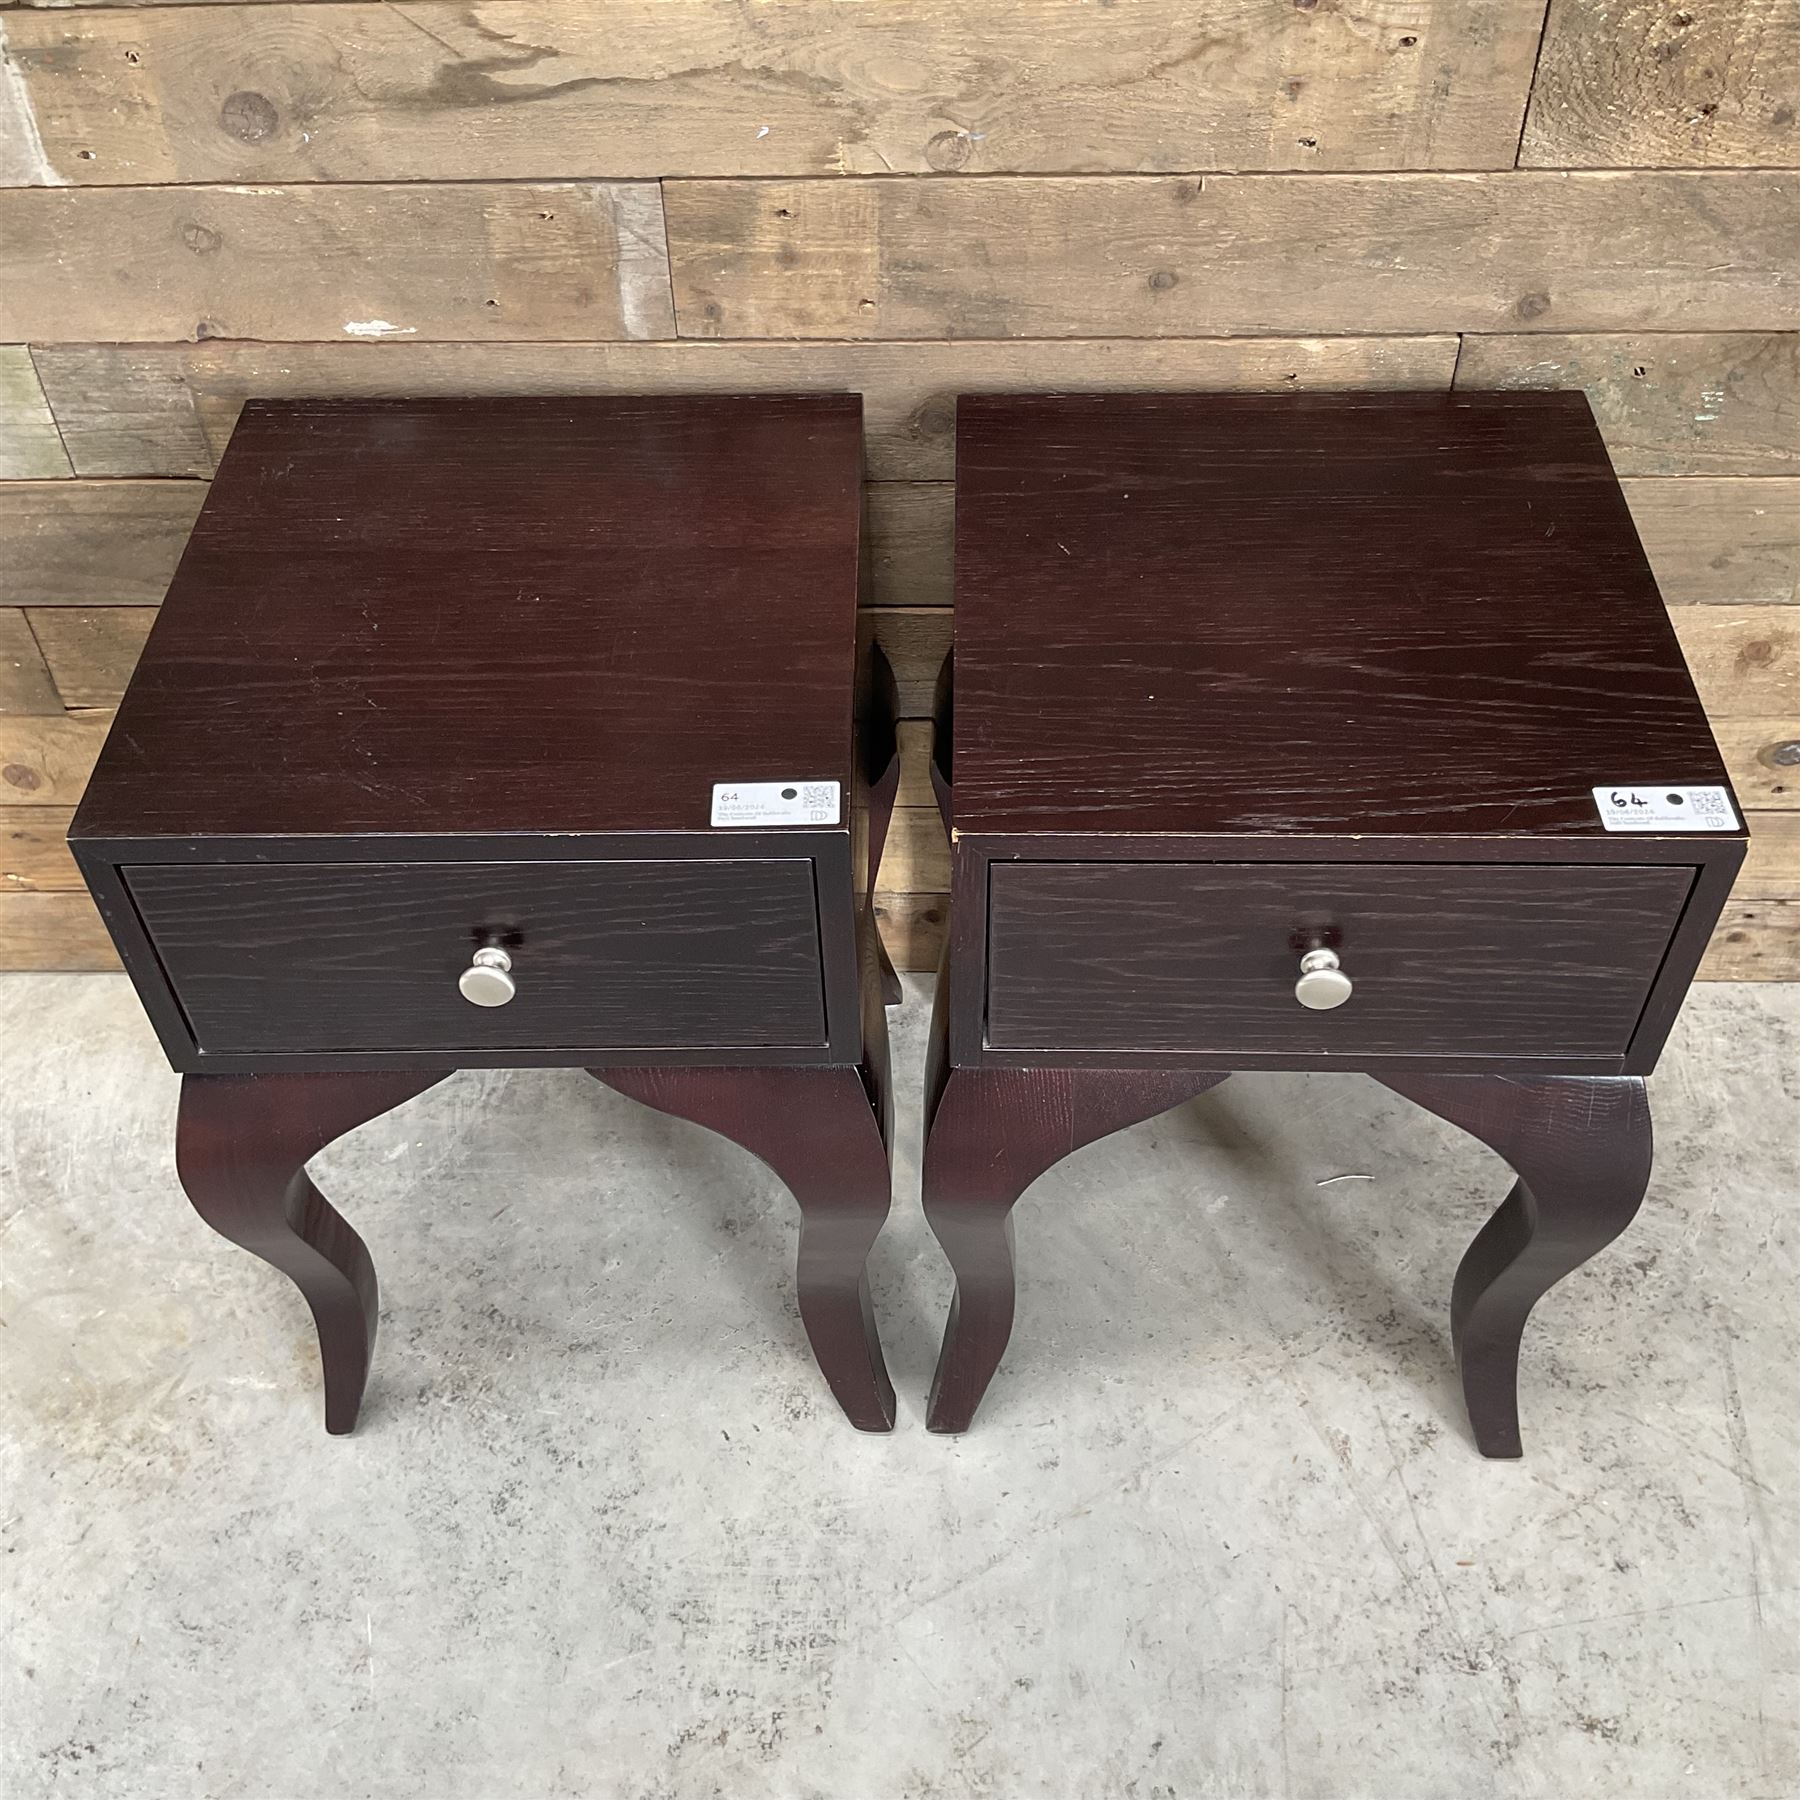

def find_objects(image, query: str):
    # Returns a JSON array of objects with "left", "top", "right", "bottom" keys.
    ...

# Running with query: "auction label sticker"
[
  {"left": 711, "top": 780, "right": 841, "bottom": 827},
  {"left": 1591, "top": 785, "right": 1739, "bottom": 832}
]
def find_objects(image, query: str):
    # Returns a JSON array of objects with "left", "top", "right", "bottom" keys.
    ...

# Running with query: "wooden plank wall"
[{"left": 0, "top": 0, "right": 1795, "bottom": 978}]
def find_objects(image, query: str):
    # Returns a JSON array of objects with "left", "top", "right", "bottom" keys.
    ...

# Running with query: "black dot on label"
[
  {"left": 1666, "top": 793, "right": 1685, "bottom": 806},
  {"left": 781, "top": 787, "right": 798, "bottom": 800}
]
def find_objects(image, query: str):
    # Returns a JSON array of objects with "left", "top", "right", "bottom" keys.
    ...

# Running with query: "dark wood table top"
[
  {"left": 74, "top": 394, "right": 863, "bottom": 842},
  {"left": 951, "top": 390, "right": 1734, "bottom": 841}
]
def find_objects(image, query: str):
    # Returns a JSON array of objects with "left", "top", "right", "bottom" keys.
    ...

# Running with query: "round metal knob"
[
  {"left": 458, "top": 945, "right": 515, "bottom": 1007},
  {"left": 1294, "top": 947, "right": 1352, "bottom": 1011}
]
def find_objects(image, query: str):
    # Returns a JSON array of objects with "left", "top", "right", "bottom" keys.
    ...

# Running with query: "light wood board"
[
  {"left": 1456, "top": 334, "right": 1800, "bottom": 477},
  {"left": 0, "top": 346, "right": 71, "bottom": 479},
  {"left": 1521, "top": 0, "right": 1799, "bottom": 169},
  {"left": 1624, "top": 480, "right": 1799, "bottom": 607},
  {"left": 0, "top": 483, "right": 206, "bottom": 607},
  {"left": 28, "top": 337, "right": 1460, "bottom": 480},
  {"left": 666, "top": 174, "right": 1800, "bottom": 339},
  {"left": 1, "top": 0, "right": 1547, "bottom": 183},
  {"left": 0, "top": 183, "right": 674, "bottom": 343}
]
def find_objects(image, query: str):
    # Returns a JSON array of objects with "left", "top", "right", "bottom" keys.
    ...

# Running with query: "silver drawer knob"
[
  {"left": 1295, "top": 947, "right": 1352, "bottom": 1010},
  {"left": 458, "top": 945, "right": 515, "bottom": 1007}
]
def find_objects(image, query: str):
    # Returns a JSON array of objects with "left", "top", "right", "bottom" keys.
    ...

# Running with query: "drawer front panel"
[
  {"left": 128, "top": 860, "right": 825, "bottom": 1055},
  {"left": 986, "top": 861, "right": 1694, "bottom": 1058}
]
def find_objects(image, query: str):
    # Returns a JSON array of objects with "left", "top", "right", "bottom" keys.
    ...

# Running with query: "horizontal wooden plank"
[
  {"left": 1713, "top": 719, "right": 1800, "bottom": 809},
  {"left": 1, "top": 807, "right": 82, "bottom": 891},
  {"left": 874, "top": 891, "right": 946, "bottom": 976},
  {"left": 0, "top": 345, "right": 70, "bottom": 478},
  {"left": 0, "top": 183, "right": 673, "bottom": 343},
  {"left": 1696, "top": 899, "right": 1800, "bottom": 980},
  {"left": 0, "top": 892, "right": 120, "bottom": 972},
  {"left": 0, "top": 710, "right": 112, "bottom": 806},
  {"left": 0, "top": 609, "right": 62, "bottom": 713},
  {"left": 27, "top": 345, "right": 213, "bottom": 478},
  {"left": 869, "top": 484, "right": 954, "bottom": 610},
  {"left": 24, "top": 607, "right": 158, "bottom": 708},
  {"left": 876, "top": 804, "right": 949, "bottom": 896},
  {"left": 1669, "top": 606, "right": 1800, "bottom": 717},
  {"left": 665, "top": 174, "right": 1799, "bottom": 340},
  {"left": 1625, "top": 480, "right": 1798, "bottom": 607},
  {"left": 1521, "top": 0, "right": 1798, "bottom": 170},
  {"left": 1455, "top": 334, "right": 1800, "bottom": 476},
  {"left": 30, "top": 337, "right": 1459, "bottom": 481},
  {"left": 1738, "top": 811, "right": 1800, "bottom": 899},
  {"left": 0, "top": 482, "right": 204, "bottom": 607},
  {"left": 0, "top": 0, "right": 1547, "bottom": 185}
]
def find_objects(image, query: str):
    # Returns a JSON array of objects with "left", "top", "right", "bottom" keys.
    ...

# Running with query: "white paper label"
[
  {"left": 1591, "top": 785, "right": 1739, "bottom": 832},
  {"left": 711, "top": 780, "right": 841, "bottom": 828}
]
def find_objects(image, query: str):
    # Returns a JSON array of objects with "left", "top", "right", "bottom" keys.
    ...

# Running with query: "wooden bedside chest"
[
  {"left": 71, "top": 395, "right": 900, "bottom": 1435},
  {"left": 924, "top": 391, "right": 1747, "bottom": 1456}
]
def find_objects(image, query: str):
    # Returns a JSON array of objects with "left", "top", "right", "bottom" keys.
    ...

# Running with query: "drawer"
[
  {"left": 986, "top": 861, "right": 1694, "bottom": 1059},
  {"left": 127, "top": 860, "right": 825, "bottom": 1056}
]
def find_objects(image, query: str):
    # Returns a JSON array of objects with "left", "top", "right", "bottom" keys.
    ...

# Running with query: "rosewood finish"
[
  {"left": 926, "top": 391, "right": 1746, "bottom": 1455},
  {"left": 74, "top": 396, "right": 898, "bottom": 1433}
]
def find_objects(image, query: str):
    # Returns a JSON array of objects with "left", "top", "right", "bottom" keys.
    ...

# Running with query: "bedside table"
[
  {"left": 71, "top": 395, "right": 899, "bottom": 1435},
  {"left": 924, "top": 391, "right": 1746, "bottom": 1456}
]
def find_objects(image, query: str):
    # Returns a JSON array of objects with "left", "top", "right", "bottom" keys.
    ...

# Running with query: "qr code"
[
  {"left": 802, "top": 784, "right": 835, "bottom": 812},
  {"left": 1689, "top": 788, "right": 1732, "bottom": 821}
]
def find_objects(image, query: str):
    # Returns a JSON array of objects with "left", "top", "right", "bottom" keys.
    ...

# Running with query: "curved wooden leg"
[
  {"left": 175, "top": 1071, "right": 449, "bottom": 1435},
  {"left": 594, "top": 1045, "right": 897, "bottom": 1432},
  {"left": 1376, "top": 1074, "right": 1653, "bottom": 1459},
  {"left": 923, "top": 1001, "right": 1228, "bottom": 1432}
]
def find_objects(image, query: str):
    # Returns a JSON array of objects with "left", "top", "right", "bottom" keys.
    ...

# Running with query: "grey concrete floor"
[{"left": 1, "top": 975, "right": 1796, "bottom": 1800}]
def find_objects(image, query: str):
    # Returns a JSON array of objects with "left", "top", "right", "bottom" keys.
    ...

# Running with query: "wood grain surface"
[
  {"left": 1, "top": 809, "right": 82, "bottom": 890},
  {"left": 0, "top": 349, "right": 70, "bottom": 479},
  {"left": 0, "top": 0, "right": 1546, "bottom": 183},
  {"left": 0, "top": 482, "right": 206, "bottom": 606},
  {"left": 951, "top": 392, "right": 1732, "bottom": 839},
  {"left": 25, "top": 337, "right": 1458, "bottom": 480},
  {"left": 0, "top": 610, "right": 61, "bottom": 714},
  {"left": 1671, "top": 607, "right": 1799, "bottom": 717},
  {"left": 985, "top": 860, "right": 1693, "bottom": 1058},
  {"left": 0, "top": 710, "right": 111, "bottom": 806},
  {"left": 72, "top": 396, "right": 863, "bottom": 840},
  {"left": 1624, "top": 480, "right": 1799, "bottom": 606},
  {"left": 859, "top": 603, "right": 1800, "bottom": 809},
  {"left": 666, "top": 174, "right": 1799, "bottom": 339},
  {"left": 3, "top": 0, "right": 1797, "bottom": 980},
  {"left": 1699, "top": 900, "right": 1800, "bottom": 977},
  {"left": 0, "top": 892, "right": 121, "bottom": 969},
  {"left": 0, "top": 183, "right": 674, "bottom": 343},
  {"left": 1714, "top": 720, "right": 1800, "bottom": 808},
  {"left": 1455, "top": 334, "right": 1800, "bottom": 475},
  {"left": 1737, "top": 812, "right": 1800, "bottom": 896},
  {"left": 1521, "top": 0, "right": 1799, "bottom": 169},
  {"left": 129, "top": 858, "right": 828, "bottom": 1055},
  {"left": 20, "top": 608, "right": 157, "bottom": 708}
]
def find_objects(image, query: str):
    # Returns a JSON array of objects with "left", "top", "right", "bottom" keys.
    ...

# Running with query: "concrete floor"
[{"left": 0, "top": 976, "right": 1795, "bottom": 1800}]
